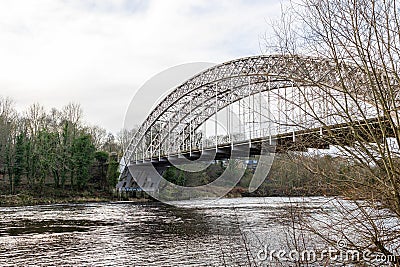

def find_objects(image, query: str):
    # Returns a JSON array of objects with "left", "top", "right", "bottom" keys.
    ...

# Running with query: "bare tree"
[
  {"left": 85, "top": 125, "right": 107, "bottom": 150},
  {"left": 116, "top": 127, "right": 138, "bottom": 155},
  {"left": 0, "top": 97, "right": 17, "bottom": 193},
  {"left": 265, "top": 0, "right": 400, "bottom": 265},
  {"left": 25, "top": 103, "right": 46, "bottom": 136},
  {"left": 62, "top": 102, "right": 82, "bottom": 128}
]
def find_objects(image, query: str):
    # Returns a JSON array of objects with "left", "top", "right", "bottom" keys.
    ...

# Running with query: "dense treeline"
[
  {"left": 0, "top": 96, "right": 135, "bottom": 196},
  {"left": 162, "top": 155, "right": 341, "bottom": 197}
]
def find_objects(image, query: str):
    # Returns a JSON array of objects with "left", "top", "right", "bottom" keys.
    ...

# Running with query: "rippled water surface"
[{"left": 0, "top": 197, "right": 330, "bottom": 266}]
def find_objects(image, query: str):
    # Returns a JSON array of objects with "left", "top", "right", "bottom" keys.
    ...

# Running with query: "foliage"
[
  {"left": 267, "top": 0, "right": 400, "bottom": 264},
  {"left": 71, "top": 134, "right": 96, "bottom": 189},
  {"left": 0, "top": 99, "right": 130, "bottom": 196},
  {"left": 95, "top": 151, "right": 109, "bottom": 163},
  {"left": 106, "top": 153, "right": 120, "bottom": 189}
]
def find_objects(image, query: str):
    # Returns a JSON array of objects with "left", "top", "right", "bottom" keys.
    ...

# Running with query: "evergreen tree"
[
  {"left": 176, "top": 170, "right": 186, "bottom": 186},
  {"left": 163, "top": 166, "right": 177, "bottom": 184},
  {"left": 13, "top": 133, "right": 26, "bottom": 192},
  {"left": 71, "top": 134, "right": 95, "bottom": 190},
  {"left": 94, "top": 151, "right": 109, "bottom": 188},
  {"left": 106, "top": 153, "right": 119, "bottom": 189}
]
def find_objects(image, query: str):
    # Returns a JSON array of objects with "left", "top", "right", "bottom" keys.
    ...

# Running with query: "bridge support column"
[
  {"left": 268, "top": 76, "right": 272, "bottom": 145},
  {"left": 215, "top": 82, "right": 218, "bottom": 152}
]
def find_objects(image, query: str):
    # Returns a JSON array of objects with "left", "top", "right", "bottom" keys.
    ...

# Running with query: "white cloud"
[{"left": 0, "top": 0, "right": 284, "bottom": 133}]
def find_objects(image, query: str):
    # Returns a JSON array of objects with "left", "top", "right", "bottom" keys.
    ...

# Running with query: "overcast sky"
[{"left": 0, "top": 0, "right": 284, "bottom": 134}]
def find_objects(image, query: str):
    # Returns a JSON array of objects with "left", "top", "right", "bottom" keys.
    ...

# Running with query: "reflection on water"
[{"left": 0, "top": 197, "right": 329, "bottom": 266}]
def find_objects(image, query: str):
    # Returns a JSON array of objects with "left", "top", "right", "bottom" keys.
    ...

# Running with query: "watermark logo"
[
  {"left": 121, "top": 62, "right": 276, "bottom": 205},
  {"left": 256, "top": 239, "right": 398, "bottom": 265}
]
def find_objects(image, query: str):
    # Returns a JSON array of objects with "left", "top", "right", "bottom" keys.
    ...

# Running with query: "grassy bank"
[
  {"left": 0, "top": 183, "right": 336, "bottom": 207},
  {"left": 0, "top": 193, "right": 111, "bottom": 207},
  {"left": 0, "top": 184, "right": 152, "bottom": 207}
]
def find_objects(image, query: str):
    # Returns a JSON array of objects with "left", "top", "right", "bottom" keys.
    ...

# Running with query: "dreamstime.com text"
[{"left": 257, "top": 240, "right": 398, "bottom": 265}]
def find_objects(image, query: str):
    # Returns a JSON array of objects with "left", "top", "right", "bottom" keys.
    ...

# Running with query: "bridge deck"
[{"left": 130, "top": 116, "right": 393, "bottom": 166}]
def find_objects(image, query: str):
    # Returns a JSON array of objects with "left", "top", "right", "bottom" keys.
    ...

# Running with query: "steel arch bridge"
[{"left": 117, "top": 54, "right": 393, "bottom": 192}]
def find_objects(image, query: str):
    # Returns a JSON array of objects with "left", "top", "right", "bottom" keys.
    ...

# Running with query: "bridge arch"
[{"left": 123, "top": 54, "right": 373, "bottom": 166}]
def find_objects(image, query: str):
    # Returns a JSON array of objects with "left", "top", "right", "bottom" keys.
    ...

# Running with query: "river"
[{"left": 0, "top": 197, "right": 341, "bottom": 266}]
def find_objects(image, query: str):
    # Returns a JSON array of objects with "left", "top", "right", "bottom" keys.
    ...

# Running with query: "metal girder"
[{"left": 123, "top": 54, "right": 379, "bottom": 164}]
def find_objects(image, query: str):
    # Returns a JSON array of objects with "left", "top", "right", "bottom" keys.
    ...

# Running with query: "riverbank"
[
  {"left": 0, "top": 193, "right": 152, "bottom": 207},
  {"left": 0, "top": 184, "right": 154, "bottom": 207},
  {"left": 0, "top": 185, "right": 335, "bottom": 207},
  {"left": 0, "top": 194, "right": 103, "bottom": 206}
]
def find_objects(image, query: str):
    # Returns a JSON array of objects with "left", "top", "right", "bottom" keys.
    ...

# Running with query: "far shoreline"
[
  {"left": 0, "top": 194, "right": 153, "bottom": 207},
  {"left": 0, "top": 190, "right": 337, "bottom": 208}
]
